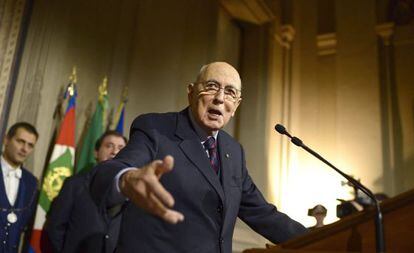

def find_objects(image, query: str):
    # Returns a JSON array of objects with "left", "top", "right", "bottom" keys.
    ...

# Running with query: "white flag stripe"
[
  {"left": 33, "top": 205, "right": 47, "bottom": 230},
  {"left": 49, "top": 144, "right": 75, "bottom": 162},
  {"left": 32, "top": 144, "right": 74, "bottom": 231}
]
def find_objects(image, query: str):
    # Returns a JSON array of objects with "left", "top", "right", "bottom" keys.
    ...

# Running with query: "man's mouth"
[
  {"left": 18, "top": 153, "right": 26, "bottom": 158},
  {"left": 208, "top": 109, "right": 222, "bottom": 117}
]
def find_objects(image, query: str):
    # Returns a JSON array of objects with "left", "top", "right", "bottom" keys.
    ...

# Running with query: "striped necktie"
[{"left": 204, "top": 137, "right": 219, "bottom": 174}]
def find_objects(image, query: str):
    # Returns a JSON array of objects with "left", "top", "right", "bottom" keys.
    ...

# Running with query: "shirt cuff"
[{"left": 111, "top": 167, "right": 137, "bottom": 202}]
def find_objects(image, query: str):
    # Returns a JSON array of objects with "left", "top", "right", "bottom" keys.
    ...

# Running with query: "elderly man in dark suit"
[
  {"left": 0, "top": 122, "right": 38, "bottom": 253},
  {"left": 91, "top": 62, "right": 307, "bottom": 253}
]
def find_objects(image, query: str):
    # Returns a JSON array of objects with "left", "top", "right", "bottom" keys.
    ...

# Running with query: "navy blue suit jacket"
[
  {"left": 45, "top": 169, "right": 121, "bottom": 253},
  {"left": 0, "top": 165, "right": 37, "bottom": 253},
  {"left": 91, "top": 108, "right": 307, "bottom": 253}
]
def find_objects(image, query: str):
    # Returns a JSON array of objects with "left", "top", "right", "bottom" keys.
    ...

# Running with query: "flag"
[
  {"left": 113, "top": 100, "right": 125, "bottom": 134},
  {"left": 112, "top": 86, "right": 127, "bottom": 135},
  {"left": 76, "top": 77, "right": 108, "bottom": 174},
  {"left": 29, "top": 83, "right": 76, "bottom": 253}
]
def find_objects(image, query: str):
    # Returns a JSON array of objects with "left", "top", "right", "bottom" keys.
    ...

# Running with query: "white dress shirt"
[{"left": 1, "top": 156, "right": 22, "bottom": 206}]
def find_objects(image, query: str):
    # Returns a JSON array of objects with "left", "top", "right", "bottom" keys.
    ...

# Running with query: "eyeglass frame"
[{"left": 192, "top": 80, "right": 242, "bottom": 102}]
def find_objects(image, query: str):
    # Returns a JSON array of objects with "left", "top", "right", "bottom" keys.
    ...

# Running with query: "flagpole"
[{"left": 29, "top": 67, "right": 77, "bottom": 253}]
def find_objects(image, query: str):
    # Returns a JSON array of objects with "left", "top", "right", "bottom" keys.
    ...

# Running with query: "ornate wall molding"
[
  {"left": 16, "top": 68, "right": 43, "bottom": 122},
  {"left": 316, "top": 33, "right": 337, "bottom": 55},
  {"left": 376, "top": 22, "right": 400, "bottom": 195},
  {"left": 273, "top": 24, "right": 295, "bottom": 49},
  {"left": 376, "top": 22, "right": 395, "bottom": 46},
  {"left": 0, "top": 0, "right": 27, "bottom": 138},
  {"left": 219, "top": 0, "right": 274, "bottom": 25}
]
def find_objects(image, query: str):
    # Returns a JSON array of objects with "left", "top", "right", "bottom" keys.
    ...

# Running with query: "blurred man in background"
[{"left": 1, "top": 122, "right": 38, "bottom": 253}]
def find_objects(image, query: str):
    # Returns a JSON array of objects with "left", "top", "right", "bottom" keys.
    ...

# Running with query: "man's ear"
[
  {"left": 231, "top": 98, "right": 242, "bottom": 117},
  {"left": 187, "top": 83, "right": 194, "bottom": 94},
  {"left": 3, "top": 136, "right": 10, "bottom": 147},
  {"left": 187, "top": 83, "right": 195, "bottom": 101}
]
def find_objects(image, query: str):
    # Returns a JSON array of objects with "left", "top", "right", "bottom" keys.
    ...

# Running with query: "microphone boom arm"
[{"left": 275, "top": 124, "right": 385, "bottom": 253}]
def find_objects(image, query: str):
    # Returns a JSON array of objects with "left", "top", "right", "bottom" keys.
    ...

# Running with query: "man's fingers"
[
  {"left": 143, "top": 174, "right": 175, "bottom": 207},
  {"left": 122, "top": 155, "right": 184, "bottom": 224},
  {"left": 163, "top": 209, "right": 185, "bottom": 224},
  {"left": 154, "top": 155, "right": 174, "bottom": 178},
  {"left": 148, "top": 193, "right": 184, "bottom": 224},
  {"left": 129, "top": 189, "right": 184, "bottom": 224}
]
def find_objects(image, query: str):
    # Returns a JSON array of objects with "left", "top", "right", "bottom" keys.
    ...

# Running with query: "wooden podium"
[{"left": 243, "top": 189, "right": 414, "bottom": 253}]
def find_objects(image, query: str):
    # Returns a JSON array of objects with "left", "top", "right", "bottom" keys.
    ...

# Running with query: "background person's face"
[
  {"left": 95, "top": 135, "right": 126, "bottom": 162},
  {"left": 3, "top": 128, "right": 37, "bottom": 167},
  {"left": 188, "top": 62, "right": 241, "bottom": 135}
]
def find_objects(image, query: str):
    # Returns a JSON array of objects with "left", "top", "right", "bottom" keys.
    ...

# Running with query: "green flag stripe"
[
  {"left": 76, "top": 96, "right": 107, "bottom": 173},
  {"left": 39, "top": 147, "right": 73, "bottom": 211}
]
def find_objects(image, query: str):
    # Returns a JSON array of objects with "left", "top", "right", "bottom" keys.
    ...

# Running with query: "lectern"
[{"left": 244, "top": 189, "right": 414, "bottom": 253}]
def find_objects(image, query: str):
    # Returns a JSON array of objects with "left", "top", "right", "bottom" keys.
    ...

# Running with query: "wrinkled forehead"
[{"left": 198, "top": 63, "right": 241, "bottom": 89}]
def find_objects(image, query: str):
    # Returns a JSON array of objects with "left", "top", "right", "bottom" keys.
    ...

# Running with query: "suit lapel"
[
  {"left": 217, "top": 133, "right": 234, "bottom": 216},
  {"left": 14, "top": 168, "right": 26, "bottom": 209},
  {"left": 0, "top": 163, "right": 11, "bottom": 207},
  {"left": 175, "top": 109, "right": 225, "bottom": 203}
]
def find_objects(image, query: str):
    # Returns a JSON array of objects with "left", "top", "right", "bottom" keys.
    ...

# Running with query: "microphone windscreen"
[{"left": 275, "top": 124, "right": 286, "bottom": 134}]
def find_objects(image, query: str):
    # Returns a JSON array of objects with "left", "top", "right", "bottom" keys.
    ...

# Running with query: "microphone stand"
[{"left": 275, "top": 124, "right": 385, "bottom": 253}]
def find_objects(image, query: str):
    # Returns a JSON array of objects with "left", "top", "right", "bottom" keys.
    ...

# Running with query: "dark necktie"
[{"left": 204, "top": 137, "right": 219, "bottom": 174}]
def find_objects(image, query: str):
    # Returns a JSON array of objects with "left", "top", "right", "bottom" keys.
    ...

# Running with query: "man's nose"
[
  {"left": 214, "top": 88, "right": 225, "bottom": 102},
  {"left": 114, "top": 147, "right": 122, "bottom": 155},
  {"left": 111, "top": 146, "right": 121, "bottom": 155},
  {"left": 22, "top": 144, "right": 30, "bottom": 153}
]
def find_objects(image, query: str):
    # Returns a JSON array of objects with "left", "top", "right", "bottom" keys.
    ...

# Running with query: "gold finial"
[
  {"left": 67, "top": 83, "right": 75, "bottom": 97},
  {"left": 67, "top": 66, "right": 77, "bottom": 96},
  {"left": 98, "top": 76, "right": 108, "bottom": 101},
  {"left": 69, "top": 66, "right": 77, "bottom": 84}
]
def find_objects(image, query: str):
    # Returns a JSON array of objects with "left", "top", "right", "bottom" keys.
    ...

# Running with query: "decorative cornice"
[
  {"left": 375, "top": 22, "right": 395, "bottom": 46},
  {"left": 316, "top": 33, "right": 337, "bottom": 56},
  {"left": 219, "top": 0, "right": 274, "bottom": 25}
]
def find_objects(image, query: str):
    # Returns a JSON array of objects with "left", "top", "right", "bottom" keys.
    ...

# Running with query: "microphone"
[
  {"left": 275, "top": 124, "right": 385, "bottom": 253},
  {"left": 275, "top": 124, "right": 287, "bottom": 135},
  {"left": 275, "top": 124, "right": 303, "bottom": 147}
]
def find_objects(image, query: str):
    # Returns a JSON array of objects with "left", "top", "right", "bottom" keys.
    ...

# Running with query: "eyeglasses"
[{"left": 195, "top": 81, "right": 241, "bottom": 102}]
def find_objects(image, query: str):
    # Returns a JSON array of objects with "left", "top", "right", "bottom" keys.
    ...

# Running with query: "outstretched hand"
[{"left": 119, "top": 155, "right": 184, "bottom": 224}]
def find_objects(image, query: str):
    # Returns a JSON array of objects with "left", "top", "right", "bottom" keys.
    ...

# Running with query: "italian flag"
[{"left": 29, "top": 90, "right": 76, "bottom": 252}]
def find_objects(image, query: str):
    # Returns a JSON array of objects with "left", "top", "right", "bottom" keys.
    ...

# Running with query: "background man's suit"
[
  {"left": 46, "top": 169, "right": 121, "bottom": 253},
  {"left": 0, "top": 165, "right": 37, "bottom": 253},
  {"left": 91, "top": 108, "right": 307, "bottom": 253}
]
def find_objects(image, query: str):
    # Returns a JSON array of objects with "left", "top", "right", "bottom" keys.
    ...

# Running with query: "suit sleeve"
[
  {"left": 44, "top": 177, "right": 77, "bottom": 252},
  {"left": 90, "top": 115, "right": 157, "bottom": 209},
  {"left": 237, "top": 147, "right": 308, "bottom": 244}
]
